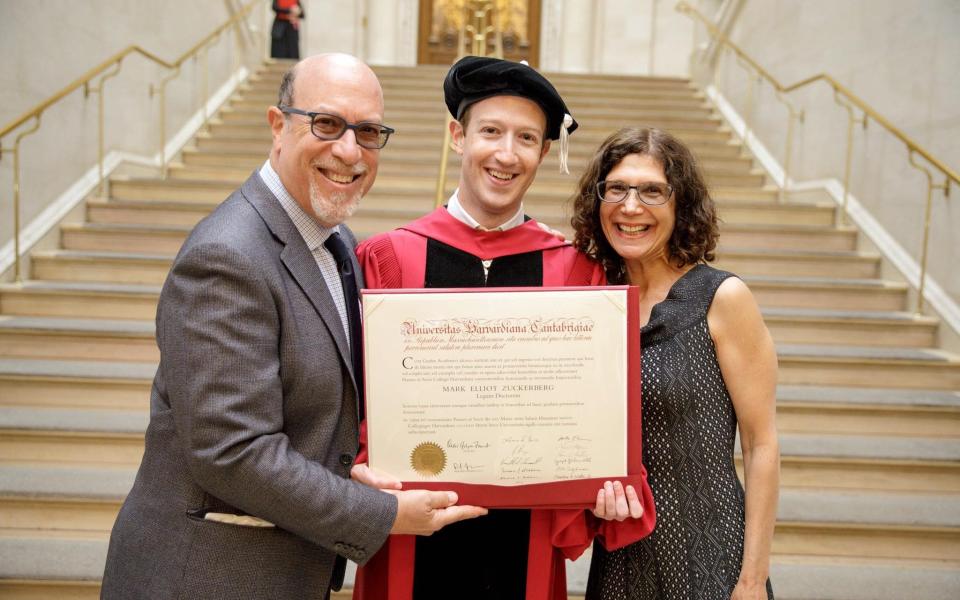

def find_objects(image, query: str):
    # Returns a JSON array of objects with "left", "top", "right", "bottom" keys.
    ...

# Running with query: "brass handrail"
[
  {"left": 1, "top": 0, "right": 266, "bottom": 282},
  {"left": 677, "top": 0, "right": 957, "bottom": 313},
  {"left": 435, "top": 0, "right": 504, "bottom": 207}
]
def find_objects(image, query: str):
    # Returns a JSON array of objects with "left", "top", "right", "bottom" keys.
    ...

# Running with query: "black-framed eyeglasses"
[
  {"left": 597, "top": 180, "right": 673, "bottom": 205},
  {"left": 278, "top": 106, "right": 395, "bottom": 149}
]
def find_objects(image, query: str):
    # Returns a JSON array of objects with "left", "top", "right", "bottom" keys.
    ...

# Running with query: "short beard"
[{"left": 307, "top": 168, "right": 364, "bottom": 227}]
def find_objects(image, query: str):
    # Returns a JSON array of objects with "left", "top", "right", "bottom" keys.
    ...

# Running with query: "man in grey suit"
[{"left": 101, "top": 53, "right": 485, "bottom": 599}]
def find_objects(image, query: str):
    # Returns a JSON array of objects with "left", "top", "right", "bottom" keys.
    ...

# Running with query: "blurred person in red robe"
[{"left": 271, "top": 0, "right": 304, "bottom": 59}]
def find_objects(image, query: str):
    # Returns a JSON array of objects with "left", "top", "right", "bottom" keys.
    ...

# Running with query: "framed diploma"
[{"left": 362, "top": 286, "right": 643, "bottom": 509}]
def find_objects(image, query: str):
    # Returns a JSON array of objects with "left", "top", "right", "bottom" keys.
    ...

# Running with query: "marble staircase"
[{"left": 1, "top": 60, "right": 958, "bottom": 599}]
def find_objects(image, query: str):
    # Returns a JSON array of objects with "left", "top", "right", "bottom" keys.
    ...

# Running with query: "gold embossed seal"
[{"left": 410, "top": 442, "right": 446, "bottom": 477}]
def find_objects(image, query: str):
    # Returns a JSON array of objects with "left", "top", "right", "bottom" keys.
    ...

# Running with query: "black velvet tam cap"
[{"left": 443, "top": 55, "right": 578, "bottom": 141}]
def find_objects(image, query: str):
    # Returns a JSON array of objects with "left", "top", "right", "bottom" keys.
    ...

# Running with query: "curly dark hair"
[{"left": 571, "top": 127, "right": 719, "bottom": 283}]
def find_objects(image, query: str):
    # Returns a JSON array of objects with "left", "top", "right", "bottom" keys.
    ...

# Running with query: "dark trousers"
[{"left": 270, "top": 20, "right": 300, "bottom": 59}]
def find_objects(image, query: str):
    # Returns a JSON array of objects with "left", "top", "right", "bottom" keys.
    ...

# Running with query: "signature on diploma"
[
  {"left": 502, "top": 434, "right": 539, "bottom": 444},
  {"left": 500, "top": 440, "right": 544, "bottom": 466},
  {"left": 557, "top": 435, "right": 592, "bottom": 450},
  {"left": 452, "top": 462, "right": 485, "bottom": 473},
  {"left": 446, "top": 439, "right": 491, "bottom": 453},
  {"left": 555, "top": 434, "right": 593, "bottom": 472}
]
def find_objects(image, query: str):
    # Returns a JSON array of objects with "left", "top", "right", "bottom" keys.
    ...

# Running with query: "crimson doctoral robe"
[{"left": 353, "top": 208, "right": 656, "bottom": 600}]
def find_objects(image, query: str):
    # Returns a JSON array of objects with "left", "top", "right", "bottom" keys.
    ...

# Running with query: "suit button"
[{"left": 339, "top": 454, "right": 354, "bottom": 466}]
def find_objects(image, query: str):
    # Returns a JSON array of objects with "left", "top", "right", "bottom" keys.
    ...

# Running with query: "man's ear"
[
  {"left": 267, "top": 106, "right": 286, "bottom": 147},
  {"left": 539, "top": 139, "right": 551, "bottom": 163},
  {"left": 449, "top": 119, "right": 465, "bottom": 155}
]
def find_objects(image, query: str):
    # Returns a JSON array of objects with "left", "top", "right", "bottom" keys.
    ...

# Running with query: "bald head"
[
  {"left": 278, "top": 53, "right": 383, "bottom": 111},
  {"left": 267, "top": 53, "right": 386, "bottom": 228}
]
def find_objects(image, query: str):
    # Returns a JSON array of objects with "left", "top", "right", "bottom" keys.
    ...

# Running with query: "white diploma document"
[{"left": 363, "top": 288, "right": 630, "bottom": 487}]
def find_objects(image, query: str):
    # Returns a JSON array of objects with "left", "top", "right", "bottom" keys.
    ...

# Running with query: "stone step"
[
  {"left": 222, "top": 100, "right": 719, "bottom": 123},
  {"left": 0, "top": 317, "right": 157, "bottom": 362},
  {"left": 746, "top": 276, "right": 907, "bottom": 311},
  {"left": 569, "top": 550, "right": 960, "bottom": 600},
  {"left": 86, "top": 198, "right": 212, "bottom": 228},
  {"left": 187, "top": 131, "right": 742, "bottom": 156},
  {"left": 53, "top": 220, "right": 875, "bottom": 279},
  {"left": 763, "top": 431, "right": 960, "bottom": 493},
  {"left": 385, "top": 131, "right": 746, "bottom": 155},
  {"left": 777, "top": 345, "right": 960, "bottom": 390},
  {"left": 0, "top": 301, "right": 926, "bottom": 366},
  {"left": 3, "top": 467, "right": 957, "bottom": 600},
  {"left": 60, "top": 223, "right": 189, "bottom": 255},
  {"left": 218, "top": 109, "right": 726, "bottom": 132},
  {"left": 108, "top": 176, "right": 235, "bottom": 203},
  {"left": 228, "top": 90, "right": 715, "bottom": 114},
  {"left": 718, "top": 223, "right": 857, "bottom": 252},
  {"left": 773, "top": 520, "right": 959, "bottom": 563},
  {"left": 0, "top": 281, "right": 160, "bottom": 320},
  {"left": 0, "top": 578, "right": 102, "bottom": 600},
  {"left": 0, "top": 414, "right": 145, "bottom": 466},
  {"left": 238, "top": 87, "right": 712, "bottom": 111},
  {"left": 0, "top": 536, "right": 109, "bottom": 596},
  {"left": 3, "top": 552, "right": 957, "bottom": 600},
  {"left": 181, "top": 145, "right": 758, "bottom": 173},
  {"left": 107, "top": 176, "right": 781, "bottom": 207},
  {"left": 761, "top": 308, "right": 938, "bottom": 347},
  {"left": 13, "top": 262, "right": 906, "bottom": 315},
  {"left": 361, "top": 185, "right": 783, "bottom": 210},
  {"left": 31, "top": 248, "right": 174, "bottom": 285},
  {"left": 205, "top": 118, "right": 735, "bottom": 142},
  {"left": 714, "top": 248, "right": 880, "bottom": 279},
  {"left": 766, "top": 555, "right": 960, "bottom": 600},
  {"left": 3, "top": 456, "right": 955, "bottom": 532},
  {"left": 3, "top": 371, "right": 956, "bottom": 467},
  {"left": 168, "top": 157, "right": 759, "bottom": 185},
  {"left": 85, "top": 197, "right": 852, "bottom": 251},
  {"left": 0, "top": 465, "right": 130, "bottom": 534},
  {"left": 162, "top": 162, "right": 768, "bottom": 191},
  {"left": 0, "top": 359, "right": 153, "bottom": 410},
  {"left": 380, "top": 159, "right": 760, "bottom": 181},
  {"left": 28, "top": 257, "right": 903, "bottom": 318},
  {"left": 776, "top": 385, "right": 960, "bottom": 438},
  {"left": 243, "top": 75, "right": 700, "bottom": 96}
]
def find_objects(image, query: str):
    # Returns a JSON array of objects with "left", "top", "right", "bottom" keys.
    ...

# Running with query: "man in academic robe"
[{"left": 351, "top": 56, "right": 657, "bottom": 600}]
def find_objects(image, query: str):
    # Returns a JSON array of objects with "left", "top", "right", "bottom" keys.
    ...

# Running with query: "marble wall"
[
  {"left": 5, "top": 0, "right": 956, "bottom": 304},
  {"left": 0, "top": 0, "right": 262, "bottom": 251},
  {"left": 710, "top": 0, "right": 959, "bottom": 305}
]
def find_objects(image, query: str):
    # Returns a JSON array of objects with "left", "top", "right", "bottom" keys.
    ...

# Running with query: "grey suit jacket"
[{"left": 102, "top": 172, "right": 396, "bottom": 599}]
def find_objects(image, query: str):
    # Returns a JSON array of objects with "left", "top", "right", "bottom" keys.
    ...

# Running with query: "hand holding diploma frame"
[{"left": 362, "top": 286, "right": 645, "bottom": 509}]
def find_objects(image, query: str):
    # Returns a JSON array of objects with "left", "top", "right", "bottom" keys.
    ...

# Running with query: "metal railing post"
[
  {"left": 91, "top": 63, "right": 123, "bottom": 197},
  {"left": 908, "top": 153, "right": 950, "bottom": 314}
]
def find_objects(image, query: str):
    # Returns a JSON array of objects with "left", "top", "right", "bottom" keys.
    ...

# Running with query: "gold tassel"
[{"left": 558, "top": 113, "right": 573, "bottom": 174}]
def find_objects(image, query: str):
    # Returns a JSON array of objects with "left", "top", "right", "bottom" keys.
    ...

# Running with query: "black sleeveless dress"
[{"left": 586, "top": 265, "right": 774, "bottom": 600}]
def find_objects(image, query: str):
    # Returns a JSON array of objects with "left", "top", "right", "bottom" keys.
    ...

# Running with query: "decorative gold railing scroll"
[
  {"left": 0, "top": 0, "right": 268, "bottom": 283},
  {"left": 677, "top": 1, "right": 958, "bottom": 314}
]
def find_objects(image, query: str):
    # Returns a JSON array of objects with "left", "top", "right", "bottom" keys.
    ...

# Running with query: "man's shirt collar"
[
  {"left": 446, "top": 189, "right": 525, "bottom": 232},
  {"left": 260, "top": 160, "right": 339, "bottom": 249}
]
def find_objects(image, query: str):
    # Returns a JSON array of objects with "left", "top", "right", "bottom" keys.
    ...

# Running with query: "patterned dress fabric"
[{"left": 586, "top": 265, "right": 774, "bottom": 600}]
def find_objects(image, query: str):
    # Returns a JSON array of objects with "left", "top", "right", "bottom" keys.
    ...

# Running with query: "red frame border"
[{"left": 362, "top": 285, "right": 642, "bottom": 509}]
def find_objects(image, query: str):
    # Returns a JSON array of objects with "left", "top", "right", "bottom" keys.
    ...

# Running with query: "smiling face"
[
  {"left": 268, "top": 54, "right": 383, "bottom": 228},
  {"left": 599, "top": 153, "right": 676, "bottom": 268},
  {"left": 451, "top": 95, "right": 551, "bottom": 228}
]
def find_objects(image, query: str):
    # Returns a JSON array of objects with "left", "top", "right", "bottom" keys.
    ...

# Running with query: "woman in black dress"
[{"left": 571, "top": 127, "right": 779, "bottom": 600}]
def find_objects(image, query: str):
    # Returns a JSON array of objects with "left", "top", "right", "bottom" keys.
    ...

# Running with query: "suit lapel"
[{"left": 239, "top": 173, "right": 357, "bottom": 390}]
